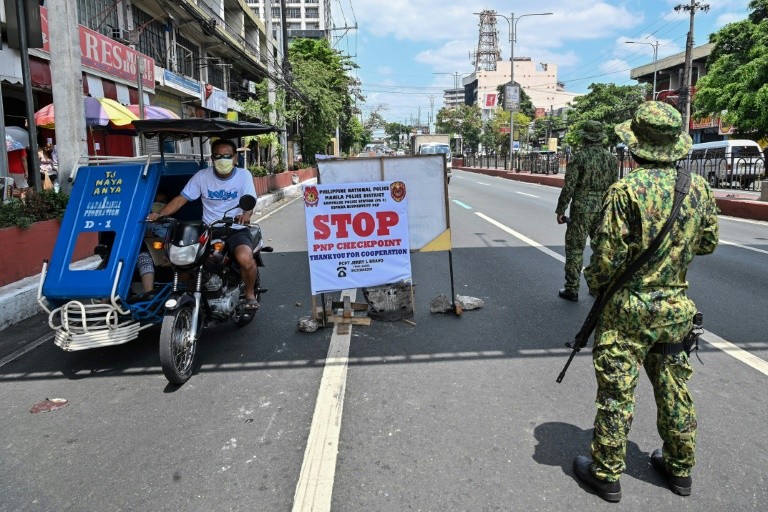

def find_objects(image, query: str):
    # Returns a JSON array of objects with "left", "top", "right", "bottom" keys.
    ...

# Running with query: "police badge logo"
[
  {"left": 390, "top": 181, "right": 406, "bottom": 202},
  {"left": 303, "top": 186, "right": 319, "bottom": 207}
]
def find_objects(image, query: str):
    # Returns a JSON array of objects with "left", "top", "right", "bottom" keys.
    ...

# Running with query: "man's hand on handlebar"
[{"left": 146, "top": 212, "right": 162, "bottom": 222}]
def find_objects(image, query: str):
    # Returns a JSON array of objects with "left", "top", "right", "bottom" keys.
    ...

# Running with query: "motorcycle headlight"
[{"left": 168, "top": 243, "right": 200, "bottom": 266}]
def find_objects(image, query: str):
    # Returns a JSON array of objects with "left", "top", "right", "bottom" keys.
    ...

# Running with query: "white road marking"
[
  {"left": 0, "top": 333, "right": 52, "bottom": 369},
  {"left": 475, "top": 212, "right": 565, "bottom": 263},
  {"left": 700, "top": 330, "right": 768, "bottom": 376},
  {"left": 719, "top": 239, "right": 768, "bottom": 256},
  {"left": 292, "top": 289, "right": 355, "bottom": 512},
  {"left": 476, "top": 181, "right": 490, "bottom": 186},
  {"left": 474, "top": 210, "right": 768, "bottom": 374},
  {"left": 515, "top": 191, "right": 540, "bottom": 198}
]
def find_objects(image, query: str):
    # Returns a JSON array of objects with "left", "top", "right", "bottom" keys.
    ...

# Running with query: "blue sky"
[{"left": 330, "top": 0, "right": 754, "bottom": 125}]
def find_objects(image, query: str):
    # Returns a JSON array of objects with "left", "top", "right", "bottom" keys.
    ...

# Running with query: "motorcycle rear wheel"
[{"left": 159, "top": 304, "right": 197, "bottom": 384}]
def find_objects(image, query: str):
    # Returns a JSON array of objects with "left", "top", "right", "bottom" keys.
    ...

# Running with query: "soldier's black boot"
[
  {"left": 558, "top": 288, "right": 578, "bottom": 301},
  {"left": 651, "top": 449, "right": 692, "bottom": 496},
  {"left": 573, "top": 456, "right": 622, "bottom": 503}
]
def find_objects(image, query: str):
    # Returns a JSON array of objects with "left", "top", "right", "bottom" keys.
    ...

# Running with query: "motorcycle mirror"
[{"left": 239, "top": 194, "right": 256, "bottom": 211}]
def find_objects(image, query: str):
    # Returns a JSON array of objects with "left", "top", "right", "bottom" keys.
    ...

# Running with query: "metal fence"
[
  {"left": 678, "top": 155, "right": 765, "bottom": 191},
  {"left": 463, "top": 153, "right": 566, "bottom": 174},
  {"left": 465, "top": 152, "right": 766, "bottom": 191}
]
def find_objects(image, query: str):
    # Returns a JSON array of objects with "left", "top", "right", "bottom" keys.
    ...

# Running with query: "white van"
[{"left": 683, "top": 139, "right": 764, "bottom": 188}]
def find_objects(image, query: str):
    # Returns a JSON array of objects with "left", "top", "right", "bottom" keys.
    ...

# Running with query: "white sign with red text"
[{"left": 303, "top": 181, "right": 411, "bottom": 295}]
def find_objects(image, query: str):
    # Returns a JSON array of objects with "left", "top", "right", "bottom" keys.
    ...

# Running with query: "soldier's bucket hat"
[
  {"left": 580, "top": 120, "right": 604, "bottom": 143},
  {"left": 615, "top": 101, "right": 692, "bottom": 162}
]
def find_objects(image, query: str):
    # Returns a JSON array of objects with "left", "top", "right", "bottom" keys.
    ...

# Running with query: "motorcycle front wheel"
[{"left": 159, "top": 304, "right": 197, "bottom": 384}]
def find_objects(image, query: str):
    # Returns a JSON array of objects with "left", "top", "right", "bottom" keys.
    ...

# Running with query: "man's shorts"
[{"left": 225, "top": 228, "right": 254, "bottom": 254}]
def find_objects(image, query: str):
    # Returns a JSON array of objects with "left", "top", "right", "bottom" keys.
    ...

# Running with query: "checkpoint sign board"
[
  {"left": 303, "top": 181, "right": 412, "bottom": 295},
  {"left": 317, "top": 155, "right": 449, "bottom": 251}
]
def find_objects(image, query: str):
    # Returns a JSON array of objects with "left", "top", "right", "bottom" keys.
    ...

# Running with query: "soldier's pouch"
[{"left": 648, "top": 312, "right": 703, "bottom": 359}]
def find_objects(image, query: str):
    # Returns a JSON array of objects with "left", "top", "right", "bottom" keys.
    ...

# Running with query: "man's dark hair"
[{"left": 212, "top": 139, "right": 237, "bottom": 154}]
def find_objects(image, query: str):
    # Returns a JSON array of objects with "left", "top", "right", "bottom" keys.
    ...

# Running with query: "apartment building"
[
  {"left": 246, "top": 0, "right": 332, "bottom": 42},
  {"left": 463, "top": 58, "right": 580, "bottom": 119}
]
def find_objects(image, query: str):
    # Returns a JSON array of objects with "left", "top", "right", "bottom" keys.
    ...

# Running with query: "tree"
[
  {"left": 435, "top": 105, "right": 483, "bottom": 154},
  {"left": 563, "top": 83, "right": 648, "bottom": 147},
  {"left": 480, "top": 109, "right": 531, "bottom": 156},
  {"left": 341, "top": 116, "right": 368, "bottom": 156},
  {"left": 693, "top": 0, "right": 768, "bottom": 140},
  {"left": 288, "top": 38, "right": 358, "bottom": 164},
  {"left": 384, "top": 122, "right": 411, "bottom": 149}
]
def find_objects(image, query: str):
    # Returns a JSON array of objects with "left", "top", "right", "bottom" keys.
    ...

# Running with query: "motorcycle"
[
  {"left": 37, "top": 118, "right": 280, "bottom": 385},
  {"left": 155, "top": 194, "right": 273, "bottom": 384}
]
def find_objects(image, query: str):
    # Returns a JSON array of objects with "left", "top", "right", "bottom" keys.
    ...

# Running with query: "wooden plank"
[
  {"left": 326, "top": 315, "right": 372, "bottom": 326},
  {"left": 329, "top": 301, "right": 368, "bottom": 311},
  {"left": 342, "top": 296, "right": 352, "bottom": 318}
]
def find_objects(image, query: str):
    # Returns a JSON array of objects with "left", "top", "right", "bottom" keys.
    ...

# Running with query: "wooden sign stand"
[{"left": 312, "top": 295, "right": 370, "bottom": 334}]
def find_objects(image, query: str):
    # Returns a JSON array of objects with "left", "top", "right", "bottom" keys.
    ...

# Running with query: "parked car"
[{"left": 682, "top": 139, "right": 764, "bottom": 189}]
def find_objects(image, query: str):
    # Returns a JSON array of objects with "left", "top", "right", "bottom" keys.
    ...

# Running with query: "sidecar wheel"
[{"left": 159, "top": 304, "right": 196, "bottom": 384}]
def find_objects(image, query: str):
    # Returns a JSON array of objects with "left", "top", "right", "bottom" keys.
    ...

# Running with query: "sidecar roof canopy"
[{"left": 133, "top": 118, "right": 280, "bottom": 140}]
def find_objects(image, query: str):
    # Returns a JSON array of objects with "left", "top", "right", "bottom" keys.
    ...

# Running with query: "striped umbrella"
[
  {"left": 34, "top": 96, "right": 138, "bottom": 129},
  {"left": 126, "top": 105, "right": 181, "bottom": 120}
]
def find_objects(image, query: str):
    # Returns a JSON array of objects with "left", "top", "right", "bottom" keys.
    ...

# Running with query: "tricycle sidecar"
[{"left": 37, "top": 118, "right": 277, "bottom": 352}]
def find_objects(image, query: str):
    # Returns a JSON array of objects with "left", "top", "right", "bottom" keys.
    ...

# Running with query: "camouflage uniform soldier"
[
  {"left": 555, "top": 121, "right": 618, "bottom": 301},
  {"left": 572, "top": 102, "right": 719, "bottom": 502}
]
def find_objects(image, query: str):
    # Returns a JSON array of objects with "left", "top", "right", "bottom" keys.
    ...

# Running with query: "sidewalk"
[
  {"left": 0, "top": 180, "right": 313, "bottom": 333},
  {"left": 457, "top": 166, "right": 768, "bottom": 222}
]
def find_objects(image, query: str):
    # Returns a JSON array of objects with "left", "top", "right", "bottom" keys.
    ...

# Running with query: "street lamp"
[
  {"left": 626, "top": 40, "right": 659, "bottom": 99},
  {"left": 494, "top": 12, "right": 553, "bottom": 168}
]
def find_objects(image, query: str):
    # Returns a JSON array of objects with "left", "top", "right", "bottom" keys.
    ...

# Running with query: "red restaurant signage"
[{"left": 39, "top": 7, "right": 154, "bottom": 89}]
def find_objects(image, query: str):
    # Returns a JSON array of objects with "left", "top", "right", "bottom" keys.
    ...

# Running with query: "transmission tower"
[{"left": 472, "top": 10, "right": 501, "bottom": 72}]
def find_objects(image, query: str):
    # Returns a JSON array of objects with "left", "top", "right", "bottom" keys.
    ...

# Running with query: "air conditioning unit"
[{"left": 111, "top": 27, "right": 131, "bottom": 45}]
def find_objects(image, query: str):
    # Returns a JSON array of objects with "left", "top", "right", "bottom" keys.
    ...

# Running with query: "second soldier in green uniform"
[{"left": 555, "top": 121, "right": 618, "bottom": 301}]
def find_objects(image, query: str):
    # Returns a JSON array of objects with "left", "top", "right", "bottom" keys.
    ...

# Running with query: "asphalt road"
[{"left": 0, "top": 171, "right": 765, "bottom": 511}]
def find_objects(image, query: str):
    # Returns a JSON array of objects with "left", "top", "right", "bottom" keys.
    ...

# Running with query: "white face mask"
[{"left": 214, "top": 158, "right": 234, "bottom": 175}]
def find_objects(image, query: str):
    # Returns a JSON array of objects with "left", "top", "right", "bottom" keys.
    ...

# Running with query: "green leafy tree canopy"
[{"left": 563, "top": 83, "right": 648, "bottom": 147}]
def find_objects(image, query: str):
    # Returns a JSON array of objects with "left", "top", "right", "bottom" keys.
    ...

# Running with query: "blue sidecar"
[{"left": 37, "top": 118, "right": 277, "bottom": 352}]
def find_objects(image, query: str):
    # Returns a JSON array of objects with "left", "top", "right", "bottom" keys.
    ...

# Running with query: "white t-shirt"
[{"left": 181, "top": 167, "right": 257, "bottom": 227}]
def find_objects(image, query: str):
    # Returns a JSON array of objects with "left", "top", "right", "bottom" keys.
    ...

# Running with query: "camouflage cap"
[
  {"left": 615, "top": 101, "right": 692, "bottom": 162},
  {"left": 580, "top": 120, "right": 604, "bottom": 143}
]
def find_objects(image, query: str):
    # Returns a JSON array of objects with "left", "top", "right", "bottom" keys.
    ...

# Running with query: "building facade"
[
  {"left": 246, "top": 0, "right": 332, "bottom": 42},
  {"left": 629, "top": 43, "right": 727, "bottom": 143},
  {"left": 462, "top": 58, "right": 580, "bottom": 120},
  {"left": 1, "top": 0, "right": 283, "bottom": 157}
]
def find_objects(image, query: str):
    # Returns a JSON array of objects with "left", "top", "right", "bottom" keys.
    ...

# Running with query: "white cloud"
[
  {"left": 715, "top": 12, "right": 749, "bottom": 26},
  {"left": 600, "top": 59, "right": 632, "bottom": 81}
]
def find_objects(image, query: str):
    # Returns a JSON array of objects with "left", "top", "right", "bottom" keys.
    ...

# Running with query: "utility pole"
[
  {"left": 675, "top": 1, "right": 709, "bottom": 134},
  {"left": 428, "top": 95, "right": 435, "bottom": 134}
]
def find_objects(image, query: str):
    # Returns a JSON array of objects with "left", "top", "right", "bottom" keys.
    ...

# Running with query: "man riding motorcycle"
[{"left": 147, "top": 139, "right": 260, "bottom": 310}]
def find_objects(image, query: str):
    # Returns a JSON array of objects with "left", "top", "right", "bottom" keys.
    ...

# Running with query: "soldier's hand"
[{"left": 557, "top": 214, "right": 567, "bottom": 225}]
